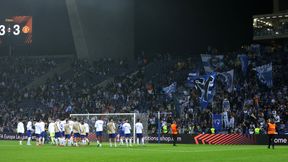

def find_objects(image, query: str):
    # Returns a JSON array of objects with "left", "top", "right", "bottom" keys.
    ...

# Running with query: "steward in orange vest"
[
  {"left": 171, "top": 121, "right": 178, "bottom": 146},
  {"left": 267, "top": 119, "right": 277, "bottom": 149}
]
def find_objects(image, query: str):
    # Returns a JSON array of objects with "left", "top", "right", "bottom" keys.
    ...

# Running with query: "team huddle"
[{"left": 16, "top": 118, "right": 144, "bottom": 147}]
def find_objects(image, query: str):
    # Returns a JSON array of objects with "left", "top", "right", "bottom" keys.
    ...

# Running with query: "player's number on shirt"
[
  {"left": 13, "top": 24, "right": 20, "bottom": 35},
  {"left": 0, "top": 25, "right": 5, "bottom": 36}
]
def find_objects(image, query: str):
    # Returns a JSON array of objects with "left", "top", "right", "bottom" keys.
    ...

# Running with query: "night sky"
[{"left": 135, "top": 0, "right": 274, "bottom": 55}]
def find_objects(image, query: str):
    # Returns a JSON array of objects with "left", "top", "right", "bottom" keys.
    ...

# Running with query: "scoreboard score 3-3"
[{"left": 0, "top": 16, "right": 32, "bottom": 45}]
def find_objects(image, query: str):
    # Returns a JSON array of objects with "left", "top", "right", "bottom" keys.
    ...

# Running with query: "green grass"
[{"left": 0, "top": 141, "right": 287, "bottom": 162}]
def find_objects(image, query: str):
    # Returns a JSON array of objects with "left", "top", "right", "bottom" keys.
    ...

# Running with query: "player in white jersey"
[
  {"left": 95, "top": 118, "right": 104, "bottom": 147},
  {"left": 17, "top": 119, "right": 25, "bottom": 145},
  {"left": 72, "top": 121, "right": 81, "bottom": 146},
  {"left": 39, "top": 119, "right": 46, "bottom": 145},
  {"left": 34, "top": 121, "right": 41, "bottom": 146},
  {"left": 26, "top": 120, "right": 33, "bottom": 145},
  {"left": 64, "top": 120, "right": 73, "bottom": 146},
  {"left": 68, "top": 119, "right": 74, "bottom": 133},
  {"left": 48, "top": 120, "right": 55, "bottom": 144},
  {"left": 68, "top": 119, "right": 74, "bottom": 146},
  {"left": 54, "top": 119, "right": 62, "bottom": 146},
  {"left": 122, "top": 119, "right": 132, "bottom": 147},
  {"left": 60, "top": 119, "right": 66, "bottom": 145},
  {"left": 83, "top": 121, "right": 90, "bottom": 145},
  {"left": 107, "top": 119, "right": 117, "bottom": 147},
  {"left": 80, "top": 122, "right": 87, "bottom": 145},
  {"left": 135, "top": 119, "right": 144, "bottom": 145}
]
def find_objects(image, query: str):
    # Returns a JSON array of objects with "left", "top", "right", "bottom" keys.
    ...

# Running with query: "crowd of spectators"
[
  {"left": 158, "top": 45, "right": 288, "bottom": 135},
  {"left": 0, "top": 57, "right": 58, "bottom": 132},
  {"left": 0, "top": 45, "right": 287, "bottom": 135},
  {"left": 0, "top": 56, "right": 139, "bottom": 132}
]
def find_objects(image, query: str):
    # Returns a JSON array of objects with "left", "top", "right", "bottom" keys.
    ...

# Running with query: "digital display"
[{"left": 0, "top": 16, "right": 32, "bottom": 45}]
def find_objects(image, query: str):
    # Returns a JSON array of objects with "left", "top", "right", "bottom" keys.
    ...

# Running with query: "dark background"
[
  {"left": 0, "top": 0, "right": 281, "bottom": 57},
  {"left": 135, "top": 0, "right": 274, "bottom": 54}
]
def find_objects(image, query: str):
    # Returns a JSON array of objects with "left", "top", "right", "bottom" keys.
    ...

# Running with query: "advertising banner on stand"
[{"left": 1, "top": 132, "right": 288, "bottom": 145}]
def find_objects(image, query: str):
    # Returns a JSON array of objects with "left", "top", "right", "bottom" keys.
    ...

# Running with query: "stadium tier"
[{"left": 0, "top": 45, "right": 287, "bottom": 136}]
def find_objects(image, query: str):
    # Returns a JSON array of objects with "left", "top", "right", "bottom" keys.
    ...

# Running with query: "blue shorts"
[
  {"left": 109, "top": 134, "right": 116, "bottom": 138},
  {"left": 18, "top": 133, "right": 24, "bottom": 138},
  {"left": 74, "top": 133, "right": 80, "bottom": 138},
  {"left": 41, "top": 132, "right": 46, "bottom": 138},
  {"left": 80, "top": 135, "right": 86, "bottom": 139},
  {"left": 86, "top": 133, "right": 89, "bottom": 138},
  {"left": 26, "top": 130, "right": 32, "bottom": 137},
  {"left": 65, "top": 134, "right": 71, "bottom": 139},
  {"left": 136, "top": 133, "right": 143, "bottom": 138},
  {"left": 35, "top": 134, "right": 41, "bottom": 138},
  {"left": 55, "top": 132, "right": 62, "bottom": 138},
  {"left": 96, "top": 131, "right": 102, "bottom": 137},
  {"left": 61, "top": 132, "right": 65, "bottom": 137},
  {"left": 125, "top": 134, "right": 131, "bottom": 138},
  {"left": 119, "top": 131, "right": 124, "bottom": 137}
]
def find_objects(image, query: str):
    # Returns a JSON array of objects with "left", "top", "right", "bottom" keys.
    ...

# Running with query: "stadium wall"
[{"left": 1, "top": 133, "right": 288, "bottom": 145}]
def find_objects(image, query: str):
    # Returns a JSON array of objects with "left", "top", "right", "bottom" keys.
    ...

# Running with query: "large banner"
[
  {"left": 238, "top": 54, "right": 248, "bottom": 75},
  {"left": 217, "top": 69, "right": 234, "bottom": 93},
  {"left": 163, "top": 82, "right": 177, "bottom": 94},
  {"left": 201, "top": 54, "right": 224, "bottom": 73},
  {"left": 1, "top": 132, "right": 287, "bottom": 145},
  {"left": 254, "top": 63, "right": 273, "bottom": 88},
  {"left": 194, "top": 72, "right": 216, "bottom": 108}
]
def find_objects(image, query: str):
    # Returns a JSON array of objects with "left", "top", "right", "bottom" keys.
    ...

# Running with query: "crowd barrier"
[{"left": 0, "top": 133, "right": 287, "bottom": 145}]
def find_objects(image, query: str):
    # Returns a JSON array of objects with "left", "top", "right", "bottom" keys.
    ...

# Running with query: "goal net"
[{"left": 69, "top": 113, "right": 148, "bottom": 144}]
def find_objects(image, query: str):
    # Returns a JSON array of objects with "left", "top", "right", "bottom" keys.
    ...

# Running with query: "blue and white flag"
[
  {"left": 163, "top": 82, "right": 177, "bottom": 94},
  {"left": 194, "top": 72, "right": 216, "bottom": 108},
  {"left": 238, "top": 54, "right": 248, "bottom": 75},
  {"left": 201, "top": 54, "right": 224, "bottom": 73},
  {"left": 217, "top": 69, "right": 234, "bottom": 93},
  {"left": 254, "top": 63, "right": 273, "bottom": 88},
  {"left": 187, "top": 71, "right": 199, "bottom": 87},
  {"left": 212, "top": 114, "right": 222, "bottom": 132}
]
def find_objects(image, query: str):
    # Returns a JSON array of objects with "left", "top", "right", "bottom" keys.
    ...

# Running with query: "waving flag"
[
  {"left": 163, "top": 82, "right": 177, "bottom": 94},
  {"left": 187, "top": 71, "right": 199, "bottom": 87},
  {"left": 201, "top": 54, "right": 224, "bottom": 73},
  {"left": 212, "top": 114, "right": 222, "bottom": 132},
  {"left": 217, "top": 69, "right": 234, "bottom": 93},
  {"left": 194, "top": 72, "right": 216, "bottom": 108},
  {"left": 254, "top": 63, "right": 273, "bottom": 88},
  {"left": 238, "top": 54, "right": 248, "bottom": 75}
]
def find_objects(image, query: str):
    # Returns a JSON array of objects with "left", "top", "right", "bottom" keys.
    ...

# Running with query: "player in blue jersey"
[{"left": 118, "top": 120, "right": 125, "bottom": 145}]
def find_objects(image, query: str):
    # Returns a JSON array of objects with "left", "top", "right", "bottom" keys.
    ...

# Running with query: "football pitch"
[{"left": 0, "top": 141, "right": 287, "bottom": 162}]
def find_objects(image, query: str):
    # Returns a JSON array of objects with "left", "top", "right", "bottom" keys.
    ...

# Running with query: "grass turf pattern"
[{"left": 0, "top": 141, "right": 287, "bottom": 162}]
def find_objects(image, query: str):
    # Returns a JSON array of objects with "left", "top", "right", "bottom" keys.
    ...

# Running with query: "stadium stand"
[{"left": 0, "top": 46, "right": 287, "bottom": 135}]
